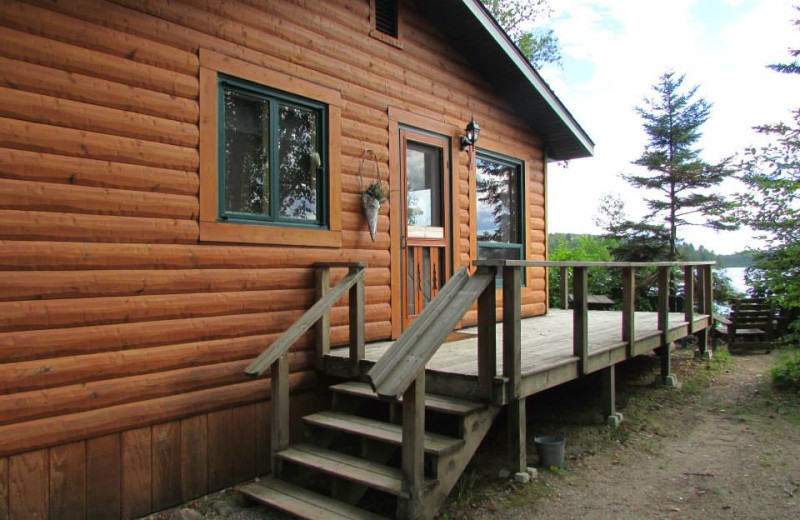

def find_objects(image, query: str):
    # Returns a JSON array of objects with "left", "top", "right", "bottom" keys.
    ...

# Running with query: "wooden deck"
[{"left": 327, "top": 309, "right": 710, "bottom": 403}]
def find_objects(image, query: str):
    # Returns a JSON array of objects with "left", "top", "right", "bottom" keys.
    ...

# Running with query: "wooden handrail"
[
  {"left": 475, "top": 260, "right": 716, "bottom": 268},
  {"left": 367, "top": 266, "right": 498, "bottom": 515},
  {"left": 367, "top": 267, "right": 479, "bottom": 399},
  {"left": 245, "top": 263, "right": 366, "bottom": 477},
  {"left": 245, "top": 266, "right": 365, "bottom": 377}
]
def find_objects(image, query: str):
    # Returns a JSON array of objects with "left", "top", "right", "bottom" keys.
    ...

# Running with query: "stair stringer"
[{"left": 416, "top": 404, "right": 501, "bottom": 520}]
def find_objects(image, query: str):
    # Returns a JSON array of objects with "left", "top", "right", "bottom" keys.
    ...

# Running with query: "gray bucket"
[{"left": 534, "top": 435, "right": 565, "bottom": 468}]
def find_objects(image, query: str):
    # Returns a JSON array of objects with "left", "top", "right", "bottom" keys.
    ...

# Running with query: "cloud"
[{"left": 540, "top": 0, "right": 797, "bottom": 254}]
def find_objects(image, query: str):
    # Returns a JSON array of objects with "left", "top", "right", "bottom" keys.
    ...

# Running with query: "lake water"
[{"left": 719, "top": 267, "right": 749, "bottom": 295}]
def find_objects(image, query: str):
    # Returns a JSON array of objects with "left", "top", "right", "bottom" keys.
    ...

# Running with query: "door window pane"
[
  {"left": 406, "top": 142, "right": 443, "bottom": 231},
  {"left": 223, "top": 88, "right": 270, "bottom": 217},
  {"left": 476, "top": 157, "right": 520, "bottom": 243}
]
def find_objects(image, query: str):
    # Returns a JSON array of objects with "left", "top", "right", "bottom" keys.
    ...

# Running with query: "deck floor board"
[{"left": 329, "top": 310, "right": 707, "bottom": 398}]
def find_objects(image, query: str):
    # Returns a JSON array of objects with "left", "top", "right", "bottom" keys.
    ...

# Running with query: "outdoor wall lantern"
[{"left": 459, "top": 115, "right": 481, "bottom": 150}]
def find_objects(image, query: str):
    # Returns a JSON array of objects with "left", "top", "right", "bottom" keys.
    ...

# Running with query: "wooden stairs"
[{"left": 239, "top": 381, "right": 500, "bottom": 519}]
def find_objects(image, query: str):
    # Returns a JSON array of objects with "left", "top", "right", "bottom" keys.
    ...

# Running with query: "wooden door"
[{"left": 399, "top": 129, "right": 451, "bottom": 329}]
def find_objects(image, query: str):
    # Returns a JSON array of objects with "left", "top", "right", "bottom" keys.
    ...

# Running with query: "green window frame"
[
  {"left": 217, "top": 74, "right": 328, "bottom": 228},
  {"left": 475, "top": 150, "right": 525, "bottom": 285}
]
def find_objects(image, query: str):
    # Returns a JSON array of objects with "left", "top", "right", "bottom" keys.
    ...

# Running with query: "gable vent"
[{"left": 374, "top": 0, "right": 398, "bottom": 38}]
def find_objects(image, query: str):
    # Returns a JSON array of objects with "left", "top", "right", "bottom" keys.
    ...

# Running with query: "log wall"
[{"left": 0, "top": 0, "right": 548, "bottom": 517}]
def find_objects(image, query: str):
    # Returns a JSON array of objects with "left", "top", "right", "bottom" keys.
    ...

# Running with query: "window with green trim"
[
  {"left": 476, "top": 151, "right": 524, "bottom": 281},
  {"left": 218, "top": 75, "right": 327, "bottom": 227}
]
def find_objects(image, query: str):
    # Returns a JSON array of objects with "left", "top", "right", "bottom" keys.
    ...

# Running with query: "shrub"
[{"left": 769, "top": 349, "right": 800, "bottom": 391}]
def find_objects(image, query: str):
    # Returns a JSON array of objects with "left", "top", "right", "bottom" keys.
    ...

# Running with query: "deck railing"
[
  {"left": 244, "top": 262, "right": 366, "bottom": 476},
  {"left": 476, "top": 260, "right": 716, "bottom": 373}
]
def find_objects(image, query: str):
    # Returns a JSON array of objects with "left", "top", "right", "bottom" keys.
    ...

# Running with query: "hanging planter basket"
[{"left": 359, "top": 150, "right": 386, "bottom": 242}]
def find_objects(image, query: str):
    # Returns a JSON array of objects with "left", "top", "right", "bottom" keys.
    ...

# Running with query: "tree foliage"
[
  {"left": 481, "top": 0, "right": 561, "bottom": 69},
  {"left": 622, "top": 71, "right": 737, "bottom": 259},
  {"left": 738, "top": 8, "right": 800, "bottom": 343},
  {"left": 595, "top": 194, "right": 670, "bottom": 262},
  {"left": 548, "top": 234, "right": 615, "bottom": 308}
]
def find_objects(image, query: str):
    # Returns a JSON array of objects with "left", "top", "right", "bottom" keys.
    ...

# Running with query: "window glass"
[
  {"left": 476, "top": 157, "right": 520, "bottom": 244},
  {"left": 220, "top": 77, "right": 325, "bottom": 227},
  {"left": 477, "top": 246, "right": 521, "bottom": 261},
  {"left": 476, "top": 153, "right": 524, "bottom": 285},
  {"left": 223, "top": 89, "right": 270, "bottom": 217},
  {"left": 406, "top": 142, "right": 442, "bottom": 230},
  {"left": 278, "top": 104, "right": 319, "bottom": 221}
]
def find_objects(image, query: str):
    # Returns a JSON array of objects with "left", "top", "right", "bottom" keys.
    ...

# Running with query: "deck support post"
[
  {"left": 349, "top": 265, "right": 365, "bottom": 370},
  {"left": 503, "top": 266, "right": 526, "bottom": 473},
  {"left": 702, "top": 265, "right": 714, "bottom": 351},
  {"left": 270, "top": 354, "right": 290, "bottom": 477},
  {"left": 559, "top": 266, "right": 569, "bottom": 309},
  {"left": 315, "top": 266, "right": 331, "bottom": 369},
  {"left": 573, "top": 266, "right": 589, "bottom": 375},
  {"left": 477, "top": 266, "right": 497, "bottom": 400},
  {"left": 400, "top": 371, "right": 425, "bottom": 520},
  {"left": 685, "top": 266, "right": 708, "bottom": 356},
  {"left": 683, "top": 266, "right": 695, "bottom": 331},
  {"left": 601, "top": 365, "right": 622, "bottom": 427},
  {"left": 621, "top": 267, "right": 636, "bottom": 357},
  {"left": 657, "top": 267, "right": 677, "bottom": 387}
]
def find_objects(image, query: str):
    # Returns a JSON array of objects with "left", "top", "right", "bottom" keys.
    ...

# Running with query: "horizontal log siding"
[{"left": 0, "top": 0, "right": 547, "bottom": 517}]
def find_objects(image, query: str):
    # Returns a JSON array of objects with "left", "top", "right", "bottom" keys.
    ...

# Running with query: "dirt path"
[{"left": 493, "top": 354, "right": 800, "bottom": 520}]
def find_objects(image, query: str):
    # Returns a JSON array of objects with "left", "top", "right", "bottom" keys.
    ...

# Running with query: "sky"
[{"left": 534, "top": 0, "right": 798, "bottom": 254}]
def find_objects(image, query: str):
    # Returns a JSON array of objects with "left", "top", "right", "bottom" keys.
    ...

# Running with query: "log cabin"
[{"left": 0, "top": 1, "right": 716, "bottom": 519}]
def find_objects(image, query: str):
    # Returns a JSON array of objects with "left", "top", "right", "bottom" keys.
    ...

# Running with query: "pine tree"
[
  {"left": 624, "top": 71, "right": 737, "bottom": 260},
  {"left": 738, "top": 9, "right": 800, "bottom": 337},
  {"left": 481, "top": 0, "right": 561, "bottom": 69}
]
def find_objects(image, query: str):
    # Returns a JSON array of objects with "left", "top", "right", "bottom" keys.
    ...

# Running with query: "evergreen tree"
[
  {"left": 738, "top": 9, "right": 800, "bottom": 338},
  {"left": 595, "top": 194, "right": 670, "bottom": 262},
  {"left": 624, "top": 71, "right": 737, "bottom": 260},
  {"left": 481, "top": 0, "right": 561, "bottom": 69}
]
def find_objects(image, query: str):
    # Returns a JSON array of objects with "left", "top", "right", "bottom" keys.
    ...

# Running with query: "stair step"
[
  {"left": 331, "top": 381, "right": 485, "bottom": 416},
  {"left": 239, "top": 477, "right": 387, "bottom": 520},
  {"left": 278, "top": 443, "right": 428, "bottom": 498},
  {"left": 303, "top": 410, "right": 464, "bottom": 456}
]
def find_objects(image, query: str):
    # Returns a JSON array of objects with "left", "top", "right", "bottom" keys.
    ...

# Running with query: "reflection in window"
[
  {"left": 278, "top": 104, "right": 319, "bottom": 221},
  {"left": 476, "top": 153, "right": 524, "bottom": 283},
  {"left": 476, "top": 156, "right": 520, "bottom": 243},
  {"left": 223, "top": 90, "right": 270, "bottom": 217},
  {"left": 220, "top": 76, "right": 326, "bottom": 227}
]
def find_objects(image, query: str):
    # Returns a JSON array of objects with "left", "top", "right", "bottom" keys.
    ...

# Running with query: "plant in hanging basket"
[
  {"left": 362, "top": 180, "right": 387, "bottom": 241},
  {"left": 359, "top": 150, "right": 385, "bottom": 242},
  {"left": 364, "top": 180, "right": 388, "bottom": 203}
]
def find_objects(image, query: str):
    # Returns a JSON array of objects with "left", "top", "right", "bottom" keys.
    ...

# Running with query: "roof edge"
[{"left": 462, "top": 0, "right": 595, "bottom": 157}]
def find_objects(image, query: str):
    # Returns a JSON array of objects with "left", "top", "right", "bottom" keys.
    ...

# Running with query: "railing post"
[
  {"left": 503, "top": 265, "right": 525, "bottom": 474},
  {"left": 270, "top": 354, "right": 290, "bottom": 477},
  {"left": 559, "top": 266, "right": 569, "bottom": 310},
  {"left": 702, "top": 265, "right": 714, "bottom": 316},
  {"left": 399, "top": 370, "right": 424, "bottom": 520},
  {"left": 657, "top": 266, "right": 676, "bottom": 386},
  {"left": 315, "top": 266, "right": 331, "bottom": 369},
  {"left": 703, "top": 264, "right": 714, "bottom": 352},
  {"left": 477, "top": 266, "right": 497, "bottom": 400},
  {"left": 349, "top": 266, "right": 365, "bottom": 368},
  {"left": 683, "top": 265, "right": 695, "bottom": 331},
  {"left": 622, "top": 266, "right": 636, "bottom": 357},
  {"left": 572, "top": 266, "right": 589, "bottom": 375}
]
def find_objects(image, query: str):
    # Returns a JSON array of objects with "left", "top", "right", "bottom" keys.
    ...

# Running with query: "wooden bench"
[{"left": 715, "top": 298, "right": 777, "bottom": 350}]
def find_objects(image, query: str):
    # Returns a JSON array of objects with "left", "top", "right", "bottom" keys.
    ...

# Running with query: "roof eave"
[{"left": 415, "top": 0, "right": 595, "bottom": 161}]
